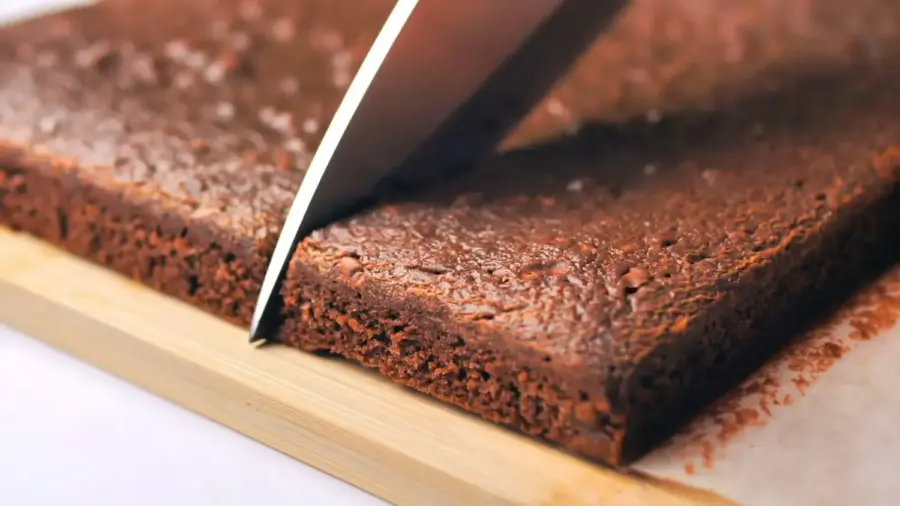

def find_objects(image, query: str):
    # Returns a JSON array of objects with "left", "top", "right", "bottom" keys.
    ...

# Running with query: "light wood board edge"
[{"left": 0, "top": 228, "right": 731, "bottom": 506}]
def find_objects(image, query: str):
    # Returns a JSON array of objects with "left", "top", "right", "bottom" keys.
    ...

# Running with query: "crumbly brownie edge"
[
  {"left": 0, "top": 145, "right": 271, "bottom": 327},
  {"left": 281, "top": 162, "right": 900, "bottom": 466}
]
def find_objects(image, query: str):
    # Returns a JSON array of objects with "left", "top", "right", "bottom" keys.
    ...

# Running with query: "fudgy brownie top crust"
[
  {"left": 292, "top": 68, "right": 900, "bottom": 380},
  {"left": 0, "top": 0, "right": 393, "bottom": 243}
]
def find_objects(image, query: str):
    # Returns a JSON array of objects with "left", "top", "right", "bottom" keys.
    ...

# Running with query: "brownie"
[
  {"left": 279, "top": 71, "right": 900, "bottom": 463},
  {"left": 0, "top": 0, "right": 394, "bottom": 325},
  {"left": 2, "top": 0, "right": 900, "bottom": 466}
]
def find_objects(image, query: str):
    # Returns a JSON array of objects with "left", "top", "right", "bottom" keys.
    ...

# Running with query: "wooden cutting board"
[{"left": 0, "top": 227, "right": 730, "bottom": 506}]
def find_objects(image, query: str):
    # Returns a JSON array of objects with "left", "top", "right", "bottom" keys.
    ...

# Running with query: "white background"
[
  {"left": 0, "top": 1, "right": 381, "bottom": 504},
  {"left": 0, "top": 326, "right": 383, "bottom": 506}
]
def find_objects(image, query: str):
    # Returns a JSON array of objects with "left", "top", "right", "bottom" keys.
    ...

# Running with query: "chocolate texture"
[{"left": 2, "top": 0, "right": 900, "bottom": 464}]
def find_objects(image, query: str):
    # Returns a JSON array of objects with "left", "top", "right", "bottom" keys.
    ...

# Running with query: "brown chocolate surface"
[{"left": 2, "top": 0, "right": 900, "bottom": 465}]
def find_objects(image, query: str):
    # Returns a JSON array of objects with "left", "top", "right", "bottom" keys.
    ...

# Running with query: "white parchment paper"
[{"left": 635, "top": 266, "right": 900, "bottom": 506}]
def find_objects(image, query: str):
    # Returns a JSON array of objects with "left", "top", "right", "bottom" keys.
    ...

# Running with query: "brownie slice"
[
  {"left": 0, "top": 0, "right": 394, "bottom": 325},
  {"left": 280, "top": 70, "right": 900, "bottom": 463},
  {"left": 2, "top": 0, "right": 900, "bottom": 466}
]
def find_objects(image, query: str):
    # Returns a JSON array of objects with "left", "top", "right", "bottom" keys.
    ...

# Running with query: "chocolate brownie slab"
[
  {"left": 280, "top": 71, "right": 900, "bottom": 463},
  {"left": 2, "top": 0, "right": 900, "bottom": 465}
]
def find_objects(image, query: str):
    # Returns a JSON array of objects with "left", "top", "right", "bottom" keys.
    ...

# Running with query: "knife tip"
[{"left": 248, "top": 320, "right": 270, "bottom": 345}]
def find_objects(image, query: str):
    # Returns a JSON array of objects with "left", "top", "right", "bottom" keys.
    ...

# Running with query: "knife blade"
[{"left": 250, "top": 0, "right": 627, "bottom": 343}]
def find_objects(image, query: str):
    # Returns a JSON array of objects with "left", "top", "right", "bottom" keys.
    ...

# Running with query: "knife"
[{"left": 250, "top": 0, "right": 627, "bottom": 343}]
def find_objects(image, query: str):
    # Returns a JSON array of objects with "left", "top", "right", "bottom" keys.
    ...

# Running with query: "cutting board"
[{"left": 0, "top": 228, "right": 730, "bottom": 505}]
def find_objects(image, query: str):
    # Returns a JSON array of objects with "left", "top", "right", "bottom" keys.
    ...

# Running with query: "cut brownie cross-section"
[{"left": 280, "top": 71, "right": 900, "bottom": 463}]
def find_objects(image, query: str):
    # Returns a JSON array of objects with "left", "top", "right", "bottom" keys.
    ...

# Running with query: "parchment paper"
[{"left": 635, "top": 266, "right": 900, "bottom": 505}]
